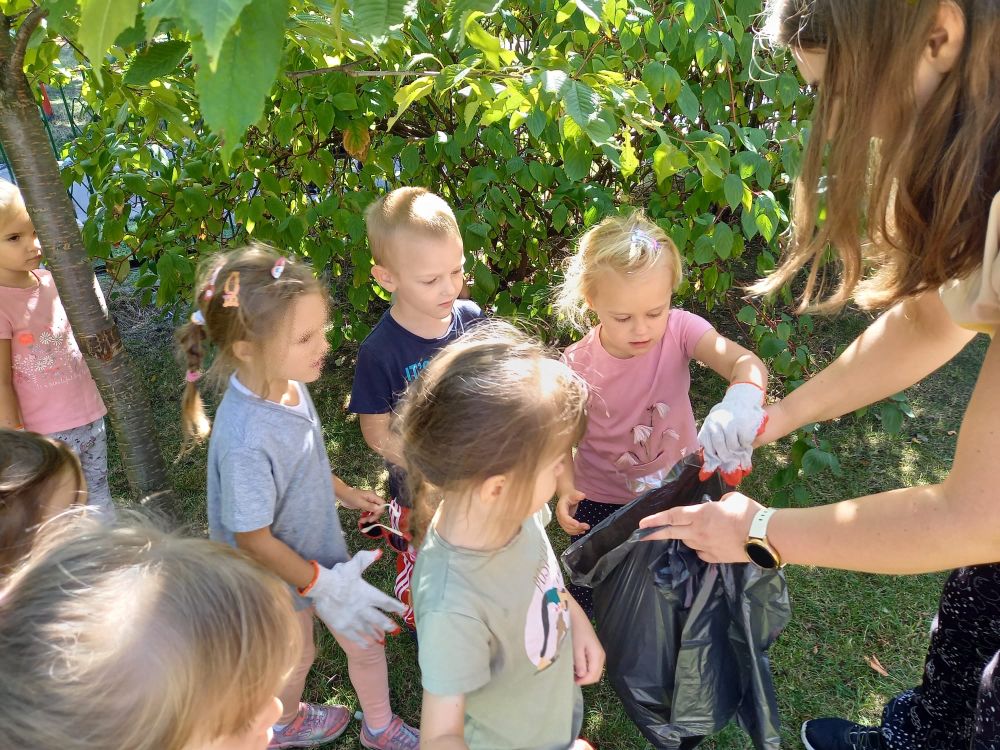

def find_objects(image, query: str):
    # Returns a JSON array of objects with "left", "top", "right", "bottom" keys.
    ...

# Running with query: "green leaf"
[
  {"left": 465, "top": 16, "right": 502, "bottom": 68},
  {"left": 351, "top": 0, "right": 417, "bottom": 46},
  {"left": 144, "top": 0, "right": 181, "bottom": 38},
  {"left": 878, "top": 402, "right": 905, "bottom": 435},
  {"left": 527, "top": 107, "right": 547, "bottom": 139},
  {"left": 79, "top": 0, "right": 140, "bottom": 84},
  {"left": 563, "top": 141, "right": 592, "bottom": 181},
  {"left": 713, "top": 223, "right": 733, "bottom": 260},
  {"left": 445, "top": 0, "right": 503, "bottom": 45},
  {"left": 332, "top": 92, "right": 358, "bottom": 110},
  {"left": 552, "top": 203, "right": 569, "bottom": 231},
  {"left": 386, "top": 76, "right": 436, "bottom": 131},
  {"left": 652, "top": 142, "right": 687, "bottom": 184},
  {"left": 736, "top": 305, "right": 757, "bottom": 325},
  {"left": 759, "top": 333, "right": 785, "bottom": 358},
  {"left": 123, "top": 39, "right": 189, "bottom": 86},
  {"left": 181, "top": 0, "right": 253, "bottom": 69},
  {"left": 723, "top": 173, "right": 743, "bottom": 211},
  {"left": 620, "top": 130, "right": 638, "bottom": 179},
  {"left": 193, "top": 0, "right": 288, "bottom": 163},
  {"left": 560, "top": 79, "right": 599, "bottom": 134},
  {"left": 683, "top": 0, "right": 709, "bottom": 31},
  {"left": 573, "top": 0, "right": 604, "bottom": 23},
  {"left": 675, "top": 82, "right": 700, "bottom": 122}
]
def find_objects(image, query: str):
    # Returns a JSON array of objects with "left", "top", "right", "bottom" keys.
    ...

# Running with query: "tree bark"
[{"left": 0, "top": 11, "right": 176, "bottom": 516}]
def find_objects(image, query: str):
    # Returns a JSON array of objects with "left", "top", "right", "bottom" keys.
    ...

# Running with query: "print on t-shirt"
[
  {"left": 12, "top": 326, "right": 87, "bottom": 388},
  {"left": 525, "top": 536, "right": 572, "bottom": 672}
]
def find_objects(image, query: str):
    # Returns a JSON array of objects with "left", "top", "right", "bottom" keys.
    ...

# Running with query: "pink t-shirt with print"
[
  {"left": 562, "top": 309, "right": 713, "bottom": 505},
  {"left": 0, "top": 269, "right": 106, "bottom": 433}
]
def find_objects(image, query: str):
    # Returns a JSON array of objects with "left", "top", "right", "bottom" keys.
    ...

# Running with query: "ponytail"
[
  {"left": 176, "top": 313, "right": 210, "bottom": 450},
  {"left": 406, "top": 465, "right": 442, "bottom": 548}
]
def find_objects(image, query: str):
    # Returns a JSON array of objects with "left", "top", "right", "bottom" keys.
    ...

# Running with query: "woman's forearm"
[{"left": 762, "top": 291, "right": 975, "bottom": 443}]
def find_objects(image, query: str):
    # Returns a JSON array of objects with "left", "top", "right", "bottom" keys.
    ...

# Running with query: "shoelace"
[
  {"left": 847, "top": 726, "right": 885, "bottom": 750},
  {"left": 372, "top": 719, "right": 419, "bottom": 750}
]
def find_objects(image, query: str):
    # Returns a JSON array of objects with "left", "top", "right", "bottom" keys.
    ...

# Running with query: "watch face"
[{"left": 745, "top": 540, "right": 779, "bottom": 569}]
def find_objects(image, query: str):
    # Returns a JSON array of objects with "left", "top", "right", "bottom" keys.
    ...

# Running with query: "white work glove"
[
  {"left": 308, "top": 549, "right": 405, "bottom": 646},
  {"left": 698, "top": 382, "right": 767, "bottom": 485}
]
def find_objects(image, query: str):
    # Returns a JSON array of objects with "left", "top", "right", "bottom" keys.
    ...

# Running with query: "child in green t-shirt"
[{"left": 398, "top": 322, "right": 604, "bottom": 750}]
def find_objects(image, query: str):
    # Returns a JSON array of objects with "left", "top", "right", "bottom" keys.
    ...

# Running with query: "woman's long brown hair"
[{"left": 754, "top": 0, "right": 1000, "bottom": 311}]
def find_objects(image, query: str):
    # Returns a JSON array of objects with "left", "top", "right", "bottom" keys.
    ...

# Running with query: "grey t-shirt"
[
  {"left": 413, "top": 506, "right": 584, "bottom": 750},
  {"left": 207, "top": 377, "right": 348, "bottom": 607}
]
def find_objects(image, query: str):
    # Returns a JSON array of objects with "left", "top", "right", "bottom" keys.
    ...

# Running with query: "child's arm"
[
  {"left": 567, "top": 596, "right": 605, "bottom": 685},
  {"left": 693, "top": 330, "right": 769, "bottom": 484},
  {"left": 234, "top": 527, "right": 316, "bottom": 589},
  {"left": 332, "top": 473, "right": 385, "bottom": 516},
  {"left": 555, "top": 448, "right": 588, "bottom": 536},
  {"left": 0, "top": 340, "right": 23, "bottom": 429},
  {"left": 421, "top": 692, "right": 468, "bottom": 750},
  {"left": 358, "top": 412, "right": 406, "bottom": 468}
]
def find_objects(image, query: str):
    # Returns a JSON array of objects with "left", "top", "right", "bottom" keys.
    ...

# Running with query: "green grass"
[{"left": 104, "top": 290, "right": 989, "bottom": 750}]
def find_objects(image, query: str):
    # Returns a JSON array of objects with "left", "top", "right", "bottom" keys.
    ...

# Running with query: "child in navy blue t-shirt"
[{"left": 350, "top": 187, "right": 483, "bottom": 629}]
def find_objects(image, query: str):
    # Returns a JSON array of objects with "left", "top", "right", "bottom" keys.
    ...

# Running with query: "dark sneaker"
[{"left": 802, "top": 718, "right": 887, "bottom": 750}]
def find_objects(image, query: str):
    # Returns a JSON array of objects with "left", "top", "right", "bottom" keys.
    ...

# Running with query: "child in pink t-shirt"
[
  {"left": 554, "top": 210, "right": 768, "bottom": 613},
  {"left": 0, "top": 180, "right": 111, "bottom": 515}
]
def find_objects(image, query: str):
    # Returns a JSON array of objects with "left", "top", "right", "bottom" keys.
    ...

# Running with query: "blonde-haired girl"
[
  {"left": 0, "top": 179, "right": 111, "bottom": 515},
  {"left": 554, "top": 210, "right": 768, "bottom": 613},
  {"left": 0, "top": 516, "right": 300, "bottom": 750},
  {"left": 638, "top": 2, "right": 1000, "bottom": 748},
  {"left": 176, "top": 244, "right": 417, "bottom": 750},
  {"left": 399, "top": 323, "right": 604, "bottom": 750}
]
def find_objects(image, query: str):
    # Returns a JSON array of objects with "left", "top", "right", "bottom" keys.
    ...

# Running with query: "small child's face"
[
  {"left": 0, "top": 207, "right": 41, "bottom": 275},
  {"left": 261, "top": 291, "right": 330, "bottom": 385},
  {"left": 588, "top": 261, "right": 673, "bottom": 359},
  {"left": 374, "top": 234, "right": 465, "bottom": 322}
]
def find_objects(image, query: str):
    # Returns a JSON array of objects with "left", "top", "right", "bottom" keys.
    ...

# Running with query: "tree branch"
[
  {"left": 10, "top": 7, "right": 47, "bottom": 75},
  {"left": 288, "top": 65, "right": 440, "bottom": 81}
]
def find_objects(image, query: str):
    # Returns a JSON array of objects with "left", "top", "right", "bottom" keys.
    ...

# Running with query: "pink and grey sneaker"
[
  {"left": 268, "top": 702, "right": 351, "bottom": 749},
  {"left": 359, "top": 715, "right": 420, "bottom": 750}
]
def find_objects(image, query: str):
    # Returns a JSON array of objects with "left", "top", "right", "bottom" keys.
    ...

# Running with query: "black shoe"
[{"left": 801, "top": 719, "right": 886, "bottom": 750}]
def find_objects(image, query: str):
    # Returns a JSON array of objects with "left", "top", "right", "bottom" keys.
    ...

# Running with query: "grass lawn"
[{"left": 104, "top": 288, "right": 989, "bottom": 749}]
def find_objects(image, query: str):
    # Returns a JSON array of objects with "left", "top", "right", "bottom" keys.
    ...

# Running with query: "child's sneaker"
[
  {"left": 268, "top": 702, "right": 351, "bottom": 749},
  {"left": 359, "top": 715, "right": 420, "bottom": 750},
  {"left": 801, "top": 718, "right": 886, "bottom": 750}
]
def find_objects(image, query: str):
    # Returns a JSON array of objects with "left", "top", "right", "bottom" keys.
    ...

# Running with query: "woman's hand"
[
  {"left": 568, "top": 598, "right": 604, "bottom": 685},
  {"left": 638, "top": 492, "right": 763, "bottom": 564}
]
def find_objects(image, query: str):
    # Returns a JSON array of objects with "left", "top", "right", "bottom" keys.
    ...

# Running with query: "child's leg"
[
  {"left": 333, "top": 632, "right": 393, "bottom": 729},
  {"left": 277, "top": 607, "right": 317, "bottom": 724},
  {"left": 48, "top": 417, "right": 113, "bottom": 517},
  {"left": 568, "top": 499, "right": 620, "bottom": 617},
  {"left": 389, "top": 498, "right": 417, "bottom": 629}
]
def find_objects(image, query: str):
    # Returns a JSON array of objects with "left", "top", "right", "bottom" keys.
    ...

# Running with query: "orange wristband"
[{"left": 297, "top": 560, "right": 321, "bottom": 596}]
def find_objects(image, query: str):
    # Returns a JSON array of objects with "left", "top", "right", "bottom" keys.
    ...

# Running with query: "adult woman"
[{"left": 640, "top": 2, "right": 1000, "bottom": 749}]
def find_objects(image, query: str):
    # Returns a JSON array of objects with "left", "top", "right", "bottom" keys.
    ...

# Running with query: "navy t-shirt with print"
[{"left": 349, "top": 299, "right": 483, "bottom": 502}]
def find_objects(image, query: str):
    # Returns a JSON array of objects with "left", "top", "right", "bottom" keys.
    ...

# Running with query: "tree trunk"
[{"left": 0, "top": 11, "right": 176, "bottom": 516}]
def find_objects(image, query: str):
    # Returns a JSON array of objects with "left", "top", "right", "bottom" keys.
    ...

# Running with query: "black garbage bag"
[{"left": 562, "top": 457, "right": 791, "bottom": 750}]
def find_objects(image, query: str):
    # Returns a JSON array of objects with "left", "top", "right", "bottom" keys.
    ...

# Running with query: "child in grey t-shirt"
[{"left": 398, "top": 323, "right": 604, "bottom": 750}]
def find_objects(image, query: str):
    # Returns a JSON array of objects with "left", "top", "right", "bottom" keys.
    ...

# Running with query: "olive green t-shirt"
[{"left": 413, "top": 506, "right": 584, "bottom": 750}]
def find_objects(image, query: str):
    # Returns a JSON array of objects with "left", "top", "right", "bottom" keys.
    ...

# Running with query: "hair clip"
[
  {"left": 630, "top": 229, "right": 659, "bottom": 255},
  {"left": 202, "top": 263, "right": 224, "bottom": 301},
  {"left": 190, "top": 309, "right": 206, "bottom": 326},
  {"left": 271, "top": 257, "right": 286, "bottom": 279},
  {"left": 185, "top": 370, "right": 202, "bottom": 383},
  {"left": 221, "top": 271, "right": 240, "bottom": 308}
]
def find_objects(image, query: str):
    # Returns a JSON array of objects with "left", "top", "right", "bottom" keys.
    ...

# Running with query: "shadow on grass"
[{"left": 105, "top": 288, "right": 988, "bottom": 749}]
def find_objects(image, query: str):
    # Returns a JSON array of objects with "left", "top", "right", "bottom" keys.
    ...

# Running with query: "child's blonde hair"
[
  {"left": 0, "top": 429, "right": 85, "bottom": 574},
  {"left": 0, "top": 515, "right": 299, "bottom": 750},
  {"left": 0, "top": 179, "right": 27, "bottom": 228},
  {"left": 555, "top": 210, "right": 683, "bottom": 331},
  {"left": 175, "top": 243, "right": 324, "bottom": 445},
  {"left": 364, "top": 187, "right": 462, "bottom": 266},
  {"left": 397, "top": 322, "right": 588, "bottom": 546}
]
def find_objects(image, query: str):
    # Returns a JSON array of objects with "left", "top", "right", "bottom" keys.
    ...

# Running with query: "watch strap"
[{"left": 749, "top": 507, "right": 777, "bottom": 541}]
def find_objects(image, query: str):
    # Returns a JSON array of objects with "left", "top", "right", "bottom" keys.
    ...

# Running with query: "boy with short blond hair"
[{"left": 350, "top": 187, "right": 483, "bottom": 629}]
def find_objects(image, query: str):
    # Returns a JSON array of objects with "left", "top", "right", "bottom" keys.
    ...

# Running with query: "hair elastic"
[
  {"left": 185, "top": 370, "right": 202, "bottom": 383},
  {"left": 190, "top": 309, "right": 205, "bottom": 326},
  {"left": 630, "top": 229, "right": 659, "bottom": 255},
  {"left": 221, "top": 272, "right": 240, "bottom": 308},
  {"left": 271, "top": 257, "right": 286, "bottom": 279}
]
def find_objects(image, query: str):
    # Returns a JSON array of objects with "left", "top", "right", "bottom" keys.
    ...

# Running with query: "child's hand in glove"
[
  {"left": 307, "top": 549, "right": 405, "bottom": 646},
  {"left": 698, "top": 382, "right": 767, "bottom": 485}
]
